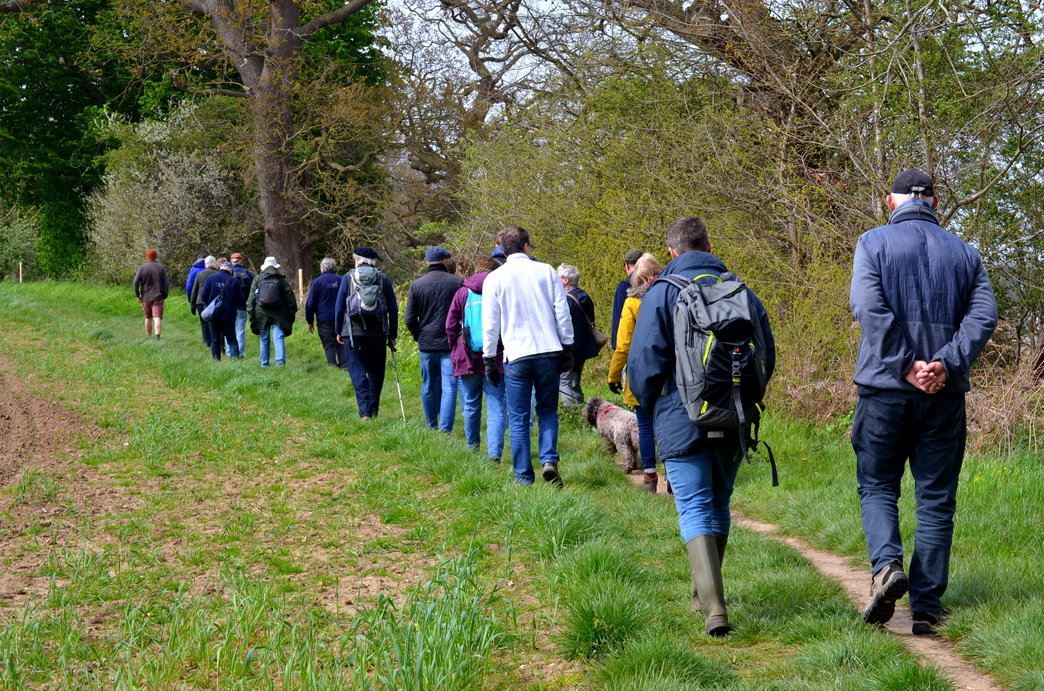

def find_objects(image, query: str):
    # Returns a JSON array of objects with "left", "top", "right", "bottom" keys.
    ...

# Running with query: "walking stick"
[{"left": 389, "top": 343, "right": 406, "bottom": 421}]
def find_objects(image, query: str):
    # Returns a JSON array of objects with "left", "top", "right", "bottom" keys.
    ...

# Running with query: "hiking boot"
[
  {"left": 541, "top": 462, "right": 563, "bottom": 487},
  {"left": 643, "top": 472, "right": 658, "bottom": 493},
  {"left": 667, "top": 481, "right": 673, "bottom": 495},
  {"left": 912, "top": 609, "right": 950, "bottom": 636},
  {"left": 862, "top": 562, "right": 909, "bottom": 625}
]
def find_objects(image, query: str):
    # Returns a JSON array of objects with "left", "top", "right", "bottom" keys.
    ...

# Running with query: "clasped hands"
[{"left": 905, "top": 360, "right": 947, "bottom": 394}]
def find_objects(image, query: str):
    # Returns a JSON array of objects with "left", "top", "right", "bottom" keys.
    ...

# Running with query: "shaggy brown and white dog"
[{"left": 582, "top": 396, "right": 641, "bottom": 473}]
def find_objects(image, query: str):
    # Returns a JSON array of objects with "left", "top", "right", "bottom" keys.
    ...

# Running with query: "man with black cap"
[
  {"left": 611, "top": 249, "right": 644, "bottom": 350},
  {"left": 335, "top": 247, "right": 398, "bottom": 419},
  {"left": 850, "top": 169, "right": 997, "bottom": 635},
  {"left": 405, "top": 246, "right": 464, "bottom": 431}
]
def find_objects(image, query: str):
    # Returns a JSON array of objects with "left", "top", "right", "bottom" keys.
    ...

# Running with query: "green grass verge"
[
  {"left": 0, "top": 282, "right": 972, "bottom": 689},
  {"left": 736, "top": 418, "right": 1044, "bottom": 690}
]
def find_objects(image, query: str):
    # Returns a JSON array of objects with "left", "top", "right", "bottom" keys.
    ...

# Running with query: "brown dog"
[{"left": 582, "top": 396, "right": 641, "bottom": 473}]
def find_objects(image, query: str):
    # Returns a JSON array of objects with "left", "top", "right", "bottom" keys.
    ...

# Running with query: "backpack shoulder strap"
[
  {"left": 566, "top": 292, "right": 596, "bottom": 328},
  {"left": 655, "top": 275, "right": 691, "bottom": 290}
]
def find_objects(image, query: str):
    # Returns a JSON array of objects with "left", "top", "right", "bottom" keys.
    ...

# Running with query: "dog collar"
[{"left": 599, "top": 406, "right": 617, "bottom": 421}]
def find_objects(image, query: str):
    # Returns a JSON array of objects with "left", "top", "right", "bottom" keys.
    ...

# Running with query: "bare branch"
[
  {"left": 175, "top": 0, "right": 209, "bottom": 15},
  {"left": 171, "top": 83, "right": 249, "bottom": 98},
  {"left": 297, "top": 0, "right": 378, "bottom": 39},
  {"left": 322, "top": 152, "right": 374, "bottom": 174},
  {"left": 0, "top": 0, "right": 32, "bottom": 12}
]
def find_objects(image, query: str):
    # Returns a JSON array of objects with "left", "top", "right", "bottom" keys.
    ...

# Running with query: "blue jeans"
[
  {"left": 419, "top": 351, "right": 457, "bottom": 432},
  {"left": 635, "top": 405, "right": 656, "bottom": 471},
  {"left": 459, "top": 373, "right": 507, "bottom": 460},
  {"left": 664, "top": 445, "right": 742, "bottom": 543},
  {"left": 259, "top": 324, "right": 286, "bottom": 367},
  {"left": 852, "top": 390, "right": 966, "bottom": 613},
  {"left": 226, "top": 309, "right": 247, "bottom": 356},
  {"left": 504, "top": 355, "right": 560, "bottom": 483}
]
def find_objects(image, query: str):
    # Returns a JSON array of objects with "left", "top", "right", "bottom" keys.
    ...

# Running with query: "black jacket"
[
  {"left": 566, "top": 287, "right": 599, "bottom": 361},
  {"left": 405, "top": 264, "right": 464, "bottom": 352}
]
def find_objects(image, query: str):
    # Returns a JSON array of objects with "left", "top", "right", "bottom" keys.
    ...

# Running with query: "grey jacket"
[{"left": 850, "top": 202, "right": 998, "bottom": 394}]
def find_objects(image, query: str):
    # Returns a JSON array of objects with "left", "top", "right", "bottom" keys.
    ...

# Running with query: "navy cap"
[
  {"left": 425, "top": 246, "right": 452, "bottom": 262},
  {"left": 891, "top": 169, "right": 934, "bottom": 196},
  {"left": 353, "top": 246, "right": 380, "bottom": 260}
]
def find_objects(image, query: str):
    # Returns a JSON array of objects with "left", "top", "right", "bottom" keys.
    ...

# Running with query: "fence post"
[
  {"left": 18, "top": 262, "right": 22, "bottom": 283},
  {"left": 298, "top": 268, "right": 304, "bottom": 304}
]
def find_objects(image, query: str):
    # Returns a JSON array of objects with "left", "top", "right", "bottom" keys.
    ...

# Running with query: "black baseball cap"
[{"left": 891, "top": 169, "right": 934, "bottom": 196}]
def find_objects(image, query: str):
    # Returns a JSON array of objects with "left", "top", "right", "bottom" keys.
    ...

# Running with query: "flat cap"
[
  {"left": 353, "top": 246, "right": 380, "bottom": 260},
  {"left": 425, "top": 246, "right": 452, "bottom": 262},
  {"left": 624, "top": 249, "right": 643, "bottom": 265},
  {"left": 891, "top": 169, "right": 934, "bottom": 196}
]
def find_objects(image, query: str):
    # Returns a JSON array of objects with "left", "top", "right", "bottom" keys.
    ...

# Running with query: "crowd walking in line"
[{"left": 132, "top": 169, "right": 997, "bottom": 641}]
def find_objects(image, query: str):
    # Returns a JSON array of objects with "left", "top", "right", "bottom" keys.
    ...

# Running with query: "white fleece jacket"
[{"left": 482, "top": 253, "right": 574, "bottom": 361}]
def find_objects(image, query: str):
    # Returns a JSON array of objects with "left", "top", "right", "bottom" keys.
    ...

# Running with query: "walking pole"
[{"left": 389, "top": 343, "right": 406, "bottom": 421}]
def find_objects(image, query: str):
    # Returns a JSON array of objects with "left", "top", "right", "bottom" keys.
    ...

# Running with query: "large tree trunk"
[{"left": 251, "top": 2, "right": 312, "bottom": 285}]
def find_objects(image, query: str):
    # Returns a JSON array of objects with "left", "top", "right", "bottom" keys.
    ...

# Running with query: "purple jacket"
[{"left": 445, "top": 272, "right": 504, "bottom": 376}]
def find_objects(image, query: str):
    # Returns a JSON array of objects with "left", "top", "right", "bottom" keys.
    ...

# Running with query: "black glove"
[
  {"left": 484, "top": 358, "right": 501, "bottom": 387},
  {"left": 608, "top": 381, "right": 623, "bottom": 395},
  {"left": 558, "top": 345, "right": 574, "bottom": 374}
]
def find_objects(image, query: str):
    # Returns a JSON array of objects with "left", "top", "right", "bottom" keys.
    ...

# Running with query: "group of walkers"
[{"left": 131, "top": 169, "right": 997, "bottom": 643}]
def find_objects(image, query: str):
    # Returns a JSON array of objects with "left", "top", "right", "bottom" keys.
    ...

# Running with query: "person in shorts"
[{"left": 133, "top": 249, "right": 170, "bottom": 340}]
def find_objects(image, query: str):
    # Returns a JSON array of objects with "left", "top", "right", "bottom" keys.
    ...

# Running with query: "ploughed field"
[{"left": 0, "top": 282, "right": 1039, "bottom": 690}]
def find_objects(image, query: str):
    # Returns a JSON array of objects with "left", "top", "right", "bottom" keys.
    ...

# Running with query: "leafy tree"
[{"left": 0, "top": 0, "right": 140, "bottom": 276}]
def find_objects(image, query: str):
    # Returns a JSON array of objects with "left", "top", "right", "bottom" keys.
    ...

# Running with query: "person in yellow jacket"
[{"left": 608, "top": 253, "right": 664, "bottom": 492}]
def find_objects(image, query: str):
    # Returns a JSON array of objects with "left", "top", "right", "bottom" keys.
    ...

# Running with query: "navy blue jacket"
[
  {"left": 185, "top": 260, "right": 205, "bottom": 300},
  {"left": 610, "top": 277, "right": 630, "bottom": 349},
  {"left": 850, "top": 201, "right": 997, "bottom": 394},
  {"left": 628, "top": 251, "right": 775, "bottom": 459},
  {"left": 199, "top": 270, "right": 246, "bottom": 322},
  {"left": 305, "top": 270, "right": 342, "bottom": 325},
  {"left": 334, "top": 267, "right": 399, "bottom": 340},
  {"left": 566, "top": 286, "right": 599, "bottom": 361}
]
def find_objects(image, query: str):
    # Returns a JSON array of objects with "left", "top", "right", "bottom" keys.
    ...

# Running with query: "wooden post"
[
  {"left": 298, "top": 268, "right": 304, "bottom": 304},
  {"left": 18, "top": 262, "right": 22, "bottom": 283}
]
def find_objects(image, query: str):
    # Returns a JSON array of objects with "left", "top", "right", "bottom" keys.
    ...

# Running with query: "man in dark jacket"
[
  {"left": 628, "top": 216, "right": 775, "bottom": 637},
  {"left": 199, "top": 261, "right": 246, "bottom": 360},
  {"left": 228, "top": 252, "right": 254, "bottom": 358},
  {"left": 133, "top": 249, "right": 170, "bottom": 340},
  {"left": 557, "top": 263, "right": 599, "bottom": 406},
  {"left": 189, "top": 256, "right": 218, "bottom": 348},
  {"left": 247, "top": 256, "right": 297, "bottom": 367},
  {"left": 405, "top": 246, "right": 464, "bottom": 431},
  {"left": 611, "top": 249, "right": 643, "bottom": 350},
  {"left": 306, "top": 257, "right": 344, "bottom": 366},
  {"left": 335, "top": 247, "right": 398, "bottom": 419},
  {"left": 850, "top": 169, "right": 997, "bottom": 635}
]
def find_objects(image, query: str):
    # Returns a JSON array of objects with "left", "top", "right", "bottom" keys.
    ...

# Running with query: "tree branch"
[
  {"left": 172, "top": 84, "right": 249, "bottom": 98},
  {"left": 175, "top": 0, "right": 209, "bottom": 15},
  {"left": 0, "top": 0, "right": 32, "bottom": 12},
  {"left": 297, "top": 0, "right": 378, "bottom": 39},
  {"left": 322, "top": 151, "right": 373, "bottom": 174}
]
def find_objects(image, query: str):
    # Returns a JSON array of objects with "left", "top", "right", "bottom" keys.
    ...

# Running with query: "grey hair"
[
  {"left": 204, "top": 255, "right": 217, "bottom": 269},
  {"left": 354, "top": 254, "right": 376, "bottom": 268},
  {"left": 320, "top": 257, "right": 337, "bottom": 272},
  {"left": 890, "top": 192, "right": 934, "bottom": 204},
  {"left": 557, "top": 263, "right": 580, "bottom": 286}
]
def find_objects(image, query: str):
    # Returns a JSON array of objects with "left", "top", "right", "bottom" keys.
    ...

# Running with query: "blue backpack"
[{"left": 462, "top": 289, "right": 483, "bottom": 353}]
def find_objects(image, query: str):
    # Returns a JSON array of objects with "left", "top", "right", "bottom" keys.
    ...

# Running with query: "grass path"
[{"left": 0, "top": 281, "right": 1025, "bottom": 689}]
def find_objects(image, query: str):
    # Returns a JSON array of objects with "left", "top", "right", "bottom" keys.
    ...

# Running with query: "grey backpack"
[{"left": 660, "top": 273, "right": 776, "bottom": 484}]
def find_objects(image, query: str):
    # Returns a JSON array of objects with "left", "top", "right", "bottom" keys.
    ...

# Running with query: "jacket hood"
[
  {"left": 660, "top": 250, "right": 728, "bottom": 277},
  {"left": 260, "top": 266, "right": 282, "bottom": 276},
  {"left": 191, "top": 260, "right": 205, "bottom": 269},
  {"left": 491, "top": 245, "right": 506, "bottom": 259},
  {"left": 889, "top": 200, "right": 940, "bottom": 226},
  {"left": 463, "top": 271, "right": 489, "bottom": 292}
]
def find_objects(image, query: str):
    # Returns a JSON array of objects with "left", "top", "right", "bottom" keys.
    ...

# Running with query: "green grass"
[
  {"left": 0, "top": 281, "right": 999, "bottom": 689},
  {"left": 736, "top": 417, "right": 1044, "bottom": 688}
]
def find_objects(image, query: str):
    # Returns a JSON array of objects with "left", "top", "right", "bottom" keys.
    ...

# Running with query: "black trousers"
[
  {"left": 199, "top": 314, "right": 211, "bottom": 347},
  {"left": 343, "top": 335, "right": 387, "bottom": 418},
  {"left": 316, "top": 320, "right": 344, "bottom": 367},
  {"left": 205, "top": 319, "right": 236, "bottom": 359}
]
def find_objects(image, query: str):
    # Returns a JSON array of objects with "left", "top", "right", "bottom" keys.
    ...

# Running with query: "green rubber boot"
[
  {"left": 686, "top": 535, "right": 731, "bottom": 636},
  {"left": 688, "top": 534, "right": 728, "bottom": 612}
]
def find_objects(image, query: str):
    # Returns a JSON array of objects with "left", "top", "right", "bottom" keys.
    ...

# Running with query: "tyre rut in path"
[
  {"left": 625, "top": 473, "right": 1001, "bottom": 690},
  {"left": 733, "top": 512, "right": 1002, "bottom": 691}
]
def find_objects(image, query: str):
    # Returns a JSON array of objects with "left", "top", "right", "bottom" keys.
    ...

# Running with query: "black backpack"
[
  {"left": 232, "top": 266, "right": 252, "bottom": 296},
  {"left": 256, "top": 274, "right": 283, "bottom": 308}
]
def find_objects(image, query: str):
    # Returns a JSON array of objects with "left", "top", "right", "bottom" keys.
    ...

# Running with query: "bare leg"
[
  {"left": 144, "top": 316, "right": 153, "bottom": 336},
  {"left": 154, "top": 318, "right": 162, "bottom": 337}
]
